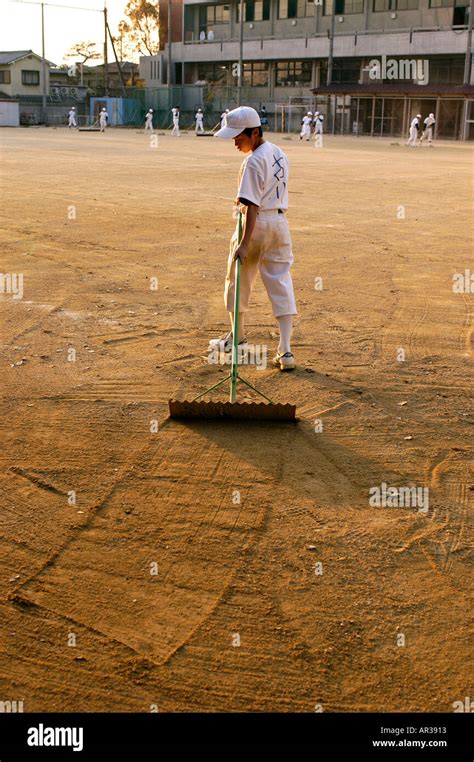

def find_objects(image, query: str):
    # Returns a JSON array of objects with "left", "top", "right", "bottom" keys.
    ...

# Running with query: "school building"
[{"left": 138, "top": 0, "right": 474, "bottom": 138}]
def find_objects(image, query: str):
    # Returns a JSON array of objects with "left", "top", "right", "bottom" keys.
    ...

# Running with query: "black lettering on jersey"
[{"left": 272, "top": 154, "right": 286, "bottom": 200}]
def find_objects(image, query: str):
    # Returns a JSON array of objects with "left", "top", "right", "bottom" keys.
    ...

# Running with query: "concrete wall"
[{"left": 0, "top": 100, "right": 19, "bottom": 126}]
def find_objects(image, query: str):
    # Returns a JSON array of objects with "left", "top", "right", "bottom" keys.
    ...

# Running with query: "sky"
[{"left": 0, "top": 0, "right": 135, "bottom": 66}]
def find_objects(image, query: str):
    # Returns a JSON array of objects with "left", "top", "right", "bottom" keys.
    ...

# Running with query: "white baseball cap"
[{"left": 215, "top": 106, "right": 261, "bottom": 139}]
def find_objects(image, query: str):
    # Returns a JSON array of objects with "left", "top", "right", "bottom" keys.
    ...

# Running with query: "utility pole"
[
  {"left": 327, "top": 0, "right": 335, "bottom": 85},
  {"left": 41, "top": 2, "right": 47, "bottom": 124},
  {"left": 238, "top": 0, "right": 244, "bottom": 104},
  {"left": 464, "top": 0, "right": 473, "bottom": 84},
  {"left": 103, "top": 2, "right": 109, "bottom": 96},
  {"left": 168, "top": 0, "right": 172, "bottom": 88}
]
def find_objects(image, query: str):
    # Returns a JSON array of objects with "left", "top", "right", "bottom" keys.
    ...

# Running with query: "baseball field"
[{"left": 0, "top": 127, "right": 472, "bottom": 712}]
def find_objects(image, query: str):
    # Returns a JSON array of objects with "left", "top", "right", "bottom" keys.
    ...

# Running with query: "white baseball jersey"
[
  {"left": 410, "top": 117, "right": 420, "bottom": 130},
  {"left": 195, "top": 112, "right": 203, "bottom": 123},
  {"left": 172, "top": 108, "right": 180, "bottom": 123},
  {"left": 424, "top": 116, "right": 435, "bottom": 128},
  {"left": 302, "top": 116, "right": 312, "bottom": 128},
  {"left": 237, "top": 141, "right": 289, "bottom": 212}
]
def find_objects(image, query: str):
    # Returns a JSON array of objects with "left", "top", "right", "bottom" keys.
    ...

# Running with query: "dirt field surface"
[{"left": 0, "top": 127, "right": 472, "bottom": 712}]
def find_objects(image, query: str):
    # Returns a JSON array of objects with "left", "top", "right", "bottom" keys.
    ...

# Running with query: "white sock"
[
  {"left": 277, "top": 315, "right": 293, "bottom": 355},
  {"left": 229, "top": 311, "right": 245, "bottom": 342}
]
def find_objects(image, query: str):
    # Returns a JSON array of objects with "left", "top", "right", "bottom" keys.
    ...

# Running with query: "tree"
[
  {"left": 64, "top": 42, "right": 101, "bottom": 86},
  {"left": 113, "top": 20, "right": 137, "bottom": 63},
  {"left": 118, "top": 0, "right": 160, "bottom": 57},
  {"left": 64, "top": 41, "right": 101, "bottom": 66}
]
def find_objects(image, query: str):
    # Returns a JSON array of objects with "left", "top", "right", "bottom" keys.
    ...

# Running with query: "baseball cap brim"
[{"left": 214, "top": 126, "right": 243, "bottom": 139}]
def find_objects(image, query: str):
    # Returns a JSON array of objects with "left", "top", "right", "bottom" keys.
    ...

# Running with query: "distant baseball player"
[
  {"left": 420, "top": 113, "right": 436, "bottom": 145},
  {"left": 313, "top": 111, "right": 324, "bottom": 136},
  {"left": 99, "top": 107, "right": 108, "bottom": 133},
  {"left": 171, "top": 106, "right": 180, "bottom": 136},
  {"left": 68, "top": 106, "right": 77, "bottom": 128},
  {"left": 260, "top": 105, "right": 269, "bottom": 131},
  {"left": 144, "top": 108, "right": 154, "bottom": 131},
  {"left": 406, "top": 114, "right": 421, "bottom": 147},
  {"left": 195, "top": 108, "right": 204, "bottom": 133},
  {"left": 300, "top": 112, "right": 312, "bottom": 141},
  {"left": 211, "top": 106, "right": 298, "bottom": 371},
  {"left": 220, "top": 108, "right": 230, "bottom": 128}
]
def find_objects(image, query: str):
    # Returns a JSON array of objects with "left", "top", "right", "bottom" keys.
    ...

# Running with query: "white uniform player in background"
[
  {"left": 195, "top": 108, "right": 204, "bottom": 133},
  {"left": 68, "top": 107, "right": 77, "bottom": 128},
  {"left": 212, "top": 106, "right": 298, "bottom": 371},
  {"left": 99, "top": 108, "right": 108, "bottom": 132},
  {"left": 220, "top": 109, "right": 230, "bottom": 128},
  {"left": 313, "top": 111, "right": 324, "bottom": 136},
  {"left": 420, "top": 113, "right": 436, "bottom": 145},
  {"left": 406, "top": 114, "right": 421, "bottom": 147},
  {"left": 300, "top": 112, "right": 312, "bottom": 141},
  {"left": 171, "top": 106, "right": 180, "bottom": 136},
  {"left": 144, "top": 108, "right": 154, "bottom": 131}
]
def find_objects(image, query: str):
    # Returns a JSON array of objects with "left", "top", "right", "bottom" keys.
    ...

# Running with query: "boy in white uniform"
[
  {"left": 171, "top": 106, "right": 180, "bottom": 136},
  {"left": 406, "top": 114, "right": 421, "bottom": 147},
  {"left": 195, "top": 108, "right": 204, "bottom": 133},
  {"left": 300, "top": 112, "right": 312, "bottom": 141},
  {"left": 99, "top": 108, "right": 108, "bottom": 132},
  {"left": 68, "top": 106, "right": 77, "bottom": 128},
  {"left": 220, "top": 108, "right": 230, "bottom": 128},
  {"left": 420, "top": 113, "right": 435, "bottom": 145},
  {"left": 145, "top": 108, "right": 154, "bottom": 131},
  {"left": 313, "top": 111, "right": 324, "bottom": 135},
  {"left": 212, "top": 106, "right": 297, "bottom": 371}
]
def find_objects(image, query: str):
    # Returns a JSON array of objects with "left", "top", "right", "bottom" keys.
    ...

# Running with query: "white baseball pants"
[
  {"left": 224, "top": 211, "right": 297, "bottom": 318},
  {"left": 407, "top": 127, "right": 418, "bottom": 146}
]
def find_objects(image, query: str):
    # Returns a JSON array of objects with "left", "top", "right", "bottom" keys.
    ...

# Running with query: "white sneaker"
[
  {"left": 272, "top": 352, "right": 295, "bottom": 371},
  {"left": 209, "top": 332, "right": 248, "bottom": 354}
]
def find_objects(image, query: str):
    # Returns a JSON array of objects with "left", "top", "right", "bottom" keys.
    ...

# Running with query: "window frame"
[{"left": 21, "top": 69, "right": 40, "bottom": 86}]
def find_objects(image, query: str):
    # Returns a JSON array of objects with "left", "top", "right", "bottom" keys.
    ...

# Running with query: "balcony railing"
[{"left": 183, "top": 24, "right": 468, "bottom": 44}]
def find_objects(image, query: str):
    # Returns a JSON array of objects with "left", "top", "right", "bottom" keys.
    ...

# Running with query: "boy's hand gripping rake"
[{"left": 168, "top": 212, "right": 296, "bottom": 421}]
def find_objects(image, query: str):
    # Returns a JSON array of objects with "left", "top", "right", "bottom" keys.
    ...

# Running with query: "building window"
[
  {"left": 200, "top": 4, "right": 230, "bottom": 27},
  {"left": 243, "top": 61, "right": 269, "bottom": 86},
  {"left": 278, "top": 0, "right": 316, "bottom": 17},
  {"left": 373, "top": 0, "right": 418, "bottom": 9},
  {"left": 21, "top": 70, "right": 40, "bottom": 85},
  {"left": 324, "top": 0, "right": 364, "bottom": 14},
  {"left": 197, "top": 63, "right": 230, "bottom": 82},
  {"left": 0, "top": 70, "right": 11, "bottom": 84},
  {"left": 237, "top": 0, "right": 271, "bottom": 21},
  {"left": 276, "top": 60, "right": 312, "bottom": 86}
]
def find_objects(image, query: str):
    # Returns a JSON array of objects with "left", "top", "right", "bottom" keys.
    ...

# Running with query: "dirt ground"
[{"left": 0, "top": 126, "right": 472, "bottom": 713}]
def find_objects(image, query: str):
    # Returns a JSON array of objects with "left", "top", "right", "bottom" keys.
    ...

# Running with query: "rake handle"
[{"left": 230, "top": 211, "right": 243, "bottom": 403}]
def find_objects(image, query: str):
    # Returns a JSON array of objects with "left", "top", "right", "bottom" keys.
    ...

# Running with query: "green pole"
[{"left": 230, "top": 212, "right": 243, "bottom": 402}]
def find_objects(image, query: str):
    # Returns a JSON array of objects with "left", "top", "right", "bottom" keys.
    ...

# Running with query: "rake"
[{"left": 168, "top": 212, "right": 297, "bottom": 421}]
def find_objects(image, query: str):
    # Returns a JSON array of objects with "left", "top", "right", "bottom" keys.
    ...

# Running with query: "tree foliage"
[{"left": 119, "top": 0, "right": 160, "bottom": 57}]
